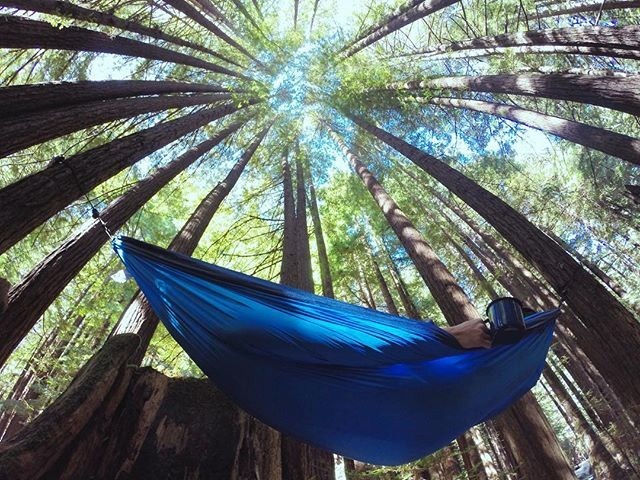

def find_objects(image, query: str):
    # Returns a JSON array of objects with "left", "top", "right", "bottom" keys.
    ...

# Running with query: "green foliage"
[{"left": 0, "top": 1, "right": 639, "bottom": 474}]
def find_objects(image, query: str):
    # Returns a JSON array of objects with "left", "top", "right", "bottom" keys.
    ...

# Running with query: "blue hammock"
[{"left": 112, "top": 236, "right": 558, "bottom": 466}]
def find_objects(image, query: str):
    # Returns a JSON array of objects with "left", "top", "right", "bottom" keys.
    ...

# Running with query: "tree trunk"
[
  {"left": 280, "top": 148, "right": 334, "bottom": 480},
  {"left": 626, "top": 184, "right": 640, "bottom": 203},
  {"left": 111, "top": 127, "right": 269, "bottom": 361},
  {"left": 0, "top": 80, "right": 229, "bottom": 119},
  {"left": 553, "top": 350, "right": 640, "bottom": 475},
  {"left": 160, "top": 0, "right": 258, "bottom": 63},
  {"left": 394, "top": 73, "right": 640, "bottom": 117},
  {"left": 425, "top": 97, "right": 640, "bottom": 166},
  {"left": 359, "top": 265, "right": 378, "bottom": 309},
  {"left": 544, "top": 364, "right": 629, "bottom": 479},
  {"left": 390, "top": 266, "right": 421, "bottom": 318},
  {"left": 440, "top": 444, "right": 464, "bottom": 478},
  {"left": 449, "top": 235, "right": 500, "bottom": 299},
  {"left": 309, "top": 0, "right": 321, "bottom": 33},
  {"left": 0, "top": 334, "right": 140, "bottom": 480},
  {"left": 0, "top": 122, "right": 243, "bottom": 367},
  {"left": 456, "top": 433, "right": 490, "bottom": 480},
  {"left": 420, "top": 43, "right": 640, "bottom": 61},
  {"left": 331, "top": 128, "right": 481, "bottom": 325},
  {"left": 0, "top": 92, "right": 231, "bottom": 158},
  {"left": 0, "top": 0, "right": 242, "bottom": 68},
  {"left": 0, "top": 314, "right": 85, "bottom": 440},
  {"left": 404, "top": 182, "right": 501, "bottom": 300},
  {"left": 350, "top": 114, "right": 640, "bottom": 423},
  {"left": 0, "top": 15, "right": 244, "bottom": 78},
  {"left": 0, "top": 326, "right": 60, "bottom": 439},
  {"left": 534, "top": 0, "right": 640, "bottom": 19},
  {"left": 308, "top": 177, "right": 335, "bottom": 298},
  {"left": 424, "top": 182, "right": 556, "bottom": 305},
  {"left": 192, "top": 0, "right": 233, "bottom": 27},
  {"left": 227, "top": 0, "right": 264, "bottom": 34},
  {"left": 379, "top": 242, "right": 422, "bottom": 318},
  {"left": 409, "top": 25, "right": 640, "bottom": 59},
  {"left": 0, "top": 334, "right": 278, "bottom": 480},
  {"left": 493, "top": 392, "right": 575, "bottom": 480},
  {"left": 344, "top": 0, "right": 459, "bottom": 57},
  {"left": 346, "top": 0, "right": 424, "bottom": 51},
  {"left": 371, "top": 257, "right": 400, "bottom": 315},
  {"left": 280, "top": 152, "right": 298, "bottom": 287},
  {"left": 331, "top": 127, "right": 576, "bottom": 480},
  {"left": 295, "top": 154, "right": 314, "bottom": 293},
  {"left": 0, "top": 278, "right": 9, "bottom": 315},
  {"left": 455, "top": 220, "right": 640, "bottom": 473},
  {"left": 484, "top": 422, "right": 518, "bottom": 479},
  {"left": 0, "top": 101, "right": 245, "bottom": 254},
  {"left": 545, "top": 230, "right": 627, "bottom": 297}
]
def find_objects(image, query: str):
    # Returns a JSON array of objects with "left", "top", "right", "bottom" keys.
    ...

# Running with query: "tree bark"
[
  {"left": 453, "top": 220, "right": 640, "bottom": 473},
  {"left": 0, "top": 278, "right": 9, "bottom": 315},
  {"left": 409, "top": 25, "right": 640, "bottom": 59},
  {"left": 0, "top": 337, "right": 274, "bottom": 479},
  {"left": 280, "top": 151, "right": 298, "bottom": 287},
  {"left": 111, "top": 126, "right": 269, "bottom": 361},
  {"left": 160, "top": 0, "right": 258, "bottom": 63},
  {"left": 394, "top": 73, "right": 640, "bottom": 117},
  {"left": 331, "top": 128, "right": 481, "bottom": 325},
  {"left": 0, "top": 80, "right": 229, "bottom": 120},
  {"left": 344, "top": 0, "right": 459, "bottom": 57},
  {"left": 0, "top": 314, "right": 85, "bottom": 440},
  {"left": 280, "top": 147, "right": 334, "bottom": 480},
  {"left": 295, "top": 154, "right": 314, "bottom": 292},
  {"left": 309, "top": 0, "right": 321, "bottom": 33},
  {"left": 544, "top": 363, "right": 629, "bottom": 479},
  {"left": 545, "top": 230, "right": 627, "bottom": 297},
  {"left": 308, "top": 177, "right": 335, "bottom": 298},
  {"left": 0, "top": 101, "right": 245, "bottom": 255},
  {"left": 425, "top": 96, "right": 640, "bottom": 166},
  {"left": 346, "top": 0, "right": 425, "bottom": 51},
  {"left": 227, "top": 0, "right": 264, "bottom": 34},
  {"left": 192, "top": 0, "right": 233, "bottom": 27},
  {"left": 0, "top": 334, "right": 140, "bottom": 480},
  {"left": 0, "top": 92, "right": 231, "bottom": 158},
  {"left": 0, "top": 15, "right": 245, "bottom": 78},
  {"left": 0, "top": 0, "right": 242, "bottom": 68},
  {"left": 333, "top": 127, "right": 575, "bottom": 480},
  {"left": 449, "top": 235, "right": 500, "bottom": 299},
  {"left": 493, "top": 392, "right": 576, "bottom": 480},
  {"left": 534, "top": 0, "right": 640, "bottom": 19},
  {"left": 456, "top": 433, "right": 490, "bottom": 480},
  {"left": 350, "top": 114, "right": 640, "bottom": 422},
  {"left": 0, "top": 121, "right": 243, "bottom": 367},
  {"left": 371, "top": 257, "right": 400, "bottom": 315},
  {"left": 419, "top": 43, "right": 640, "bottom": 61},
  {"left": 626, "top": 184, "right": 640, "bottom": 203},
  {"left": 379, "top": 242, "right": 422, "bottom": 319},
  {"left": 484, "top": 422, "right": 518, "bottom": 479}
]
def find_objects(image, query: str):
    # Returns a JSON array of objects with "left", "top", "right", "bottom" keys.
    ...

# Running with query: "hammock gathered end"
[{"left": 112, "top": 236, "right": 558, "bottom": 465}]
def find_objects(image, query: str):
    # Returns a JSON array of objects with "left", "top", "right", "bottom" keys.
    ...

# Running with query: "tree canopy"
[{"left": 0, "top": 0, "right": 638, "bottom": 478}]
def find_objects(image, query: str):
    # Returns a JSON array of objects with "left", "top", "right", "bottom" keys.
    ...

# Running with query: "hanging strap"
[{"left": 52, "top": 155, "right": 113, "bottom": 239}]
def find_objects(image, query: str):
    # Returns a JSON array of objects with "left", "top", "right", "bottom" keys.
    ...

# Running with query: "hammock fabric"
[{"left": 113, "top": 236, "right": 558, "bottom": 465}]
